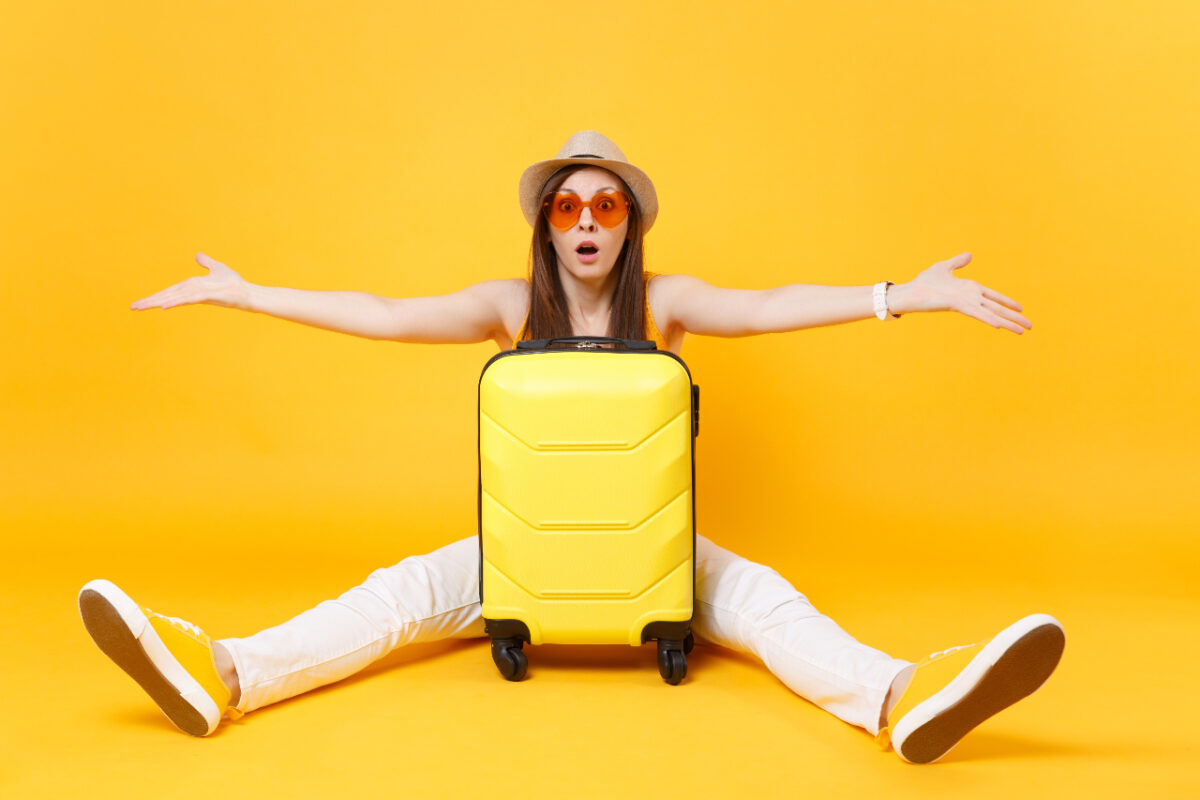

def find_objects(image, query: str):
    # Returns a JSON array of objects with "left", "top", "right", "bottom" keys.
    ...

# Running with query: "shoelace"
[
  {"left": 147, "top": 610, "right": 205, "bottom": 638},
  {"left": 926, "top": 643, "right": 973, "bottom": 661}
]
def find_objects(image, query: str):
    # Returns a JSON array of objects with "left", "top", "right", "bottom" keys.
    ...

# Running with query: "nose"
[{"left": 576, "top": 205, "right": 597, "bottom": 232}]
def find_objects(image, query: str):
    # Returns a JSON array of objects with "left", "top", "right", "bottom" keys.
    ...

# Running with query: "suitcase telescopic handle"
[{"left": 516, "top": 336, "right": 658, "bottom": 351}]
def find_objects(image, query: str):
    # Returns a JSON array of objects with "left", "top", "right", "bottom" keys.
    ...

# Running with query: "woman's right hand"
[{"left": 130, "top": 253, "right": 253, "bottom": 311}]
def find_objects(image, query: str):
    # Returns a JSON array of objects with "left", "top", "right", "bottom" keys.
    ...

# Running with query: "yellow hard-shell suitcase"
[{"left": 478, "top": 336, "right": 699, "bottom": 684}]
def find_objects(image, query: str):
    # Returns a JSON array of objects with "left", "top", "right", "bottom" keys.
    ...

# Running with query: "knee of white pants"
[
  {"left": 220, "top": 536, "right": 484, "bottom": 713},
  {"left": 355, "top": 535, "right": 481, "bottom": 629},
  {"left": 695, "top": 534, "right": 820, "bottom": 630},
  {"left": 692, "top": 532, "right": 912, "bottom": 735}
]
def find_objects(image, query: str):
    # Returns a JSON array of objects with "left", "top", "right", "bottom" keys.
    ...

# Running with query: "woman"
[{"left": 79, "top": 131, "right": 1064, "bottom": 764}]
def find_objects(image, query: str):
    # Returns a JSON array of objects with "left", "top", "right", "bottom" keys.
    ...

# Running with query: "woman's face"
[{"left": 544, "top": 166, "right": 631, "bottom": 282}]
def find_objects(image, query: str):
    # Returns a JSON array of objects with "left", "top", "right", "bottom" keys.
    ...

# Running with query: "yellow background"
[{"left": 2, "top": 0, "right": 1196, "bottom": 797}]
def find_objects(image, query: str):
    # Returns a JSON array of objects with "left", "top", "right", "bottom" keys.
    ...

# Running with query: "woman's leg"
[
  {"left": 217, "top": 535, "right": 485, "bottom": 715},
  {"left": 693, "top": 533, "right": 913, "bottom": 737}
]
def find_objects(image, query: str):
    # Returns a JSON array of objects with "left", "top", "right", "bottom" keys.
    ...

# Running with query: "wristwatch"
[{"left": 873, "top": 281, "right": 901, "bottom": 320}]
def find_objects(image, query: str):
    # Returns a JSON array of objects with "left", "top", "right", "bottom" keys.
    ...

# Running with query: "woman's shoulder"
[
  {"left": 644, "top": 272, "right": 684, "bottom": 334},
  {"left": 644, "top": 271, "right": 705, "bottom": 294},
  {"left": 501, "top": 277, "right": 531, "bottom": 320},
  {"left": 644, "top": 273, "right": 709, "bottom": 337},
  {"left": 644, "top": 271, "right": 688, "bottom": 303}
]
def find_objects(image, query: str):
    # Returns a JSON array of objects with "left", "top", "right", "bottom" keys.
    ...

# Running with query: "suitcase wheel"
[
  {"left": 491, "top": 637, "right": 528, "bottom": 681},
  {"left": 684, "top": 632, "right": 695, "bottom": 655},
  {"left": 657, "top": 639, "right": 688, "bottom": 685}
]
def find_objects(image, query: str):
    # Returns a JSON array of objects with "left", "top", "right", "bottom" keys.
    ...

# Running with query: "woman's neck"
[{"left": 557, "top": 265, "right": 617, "bottom": 333}]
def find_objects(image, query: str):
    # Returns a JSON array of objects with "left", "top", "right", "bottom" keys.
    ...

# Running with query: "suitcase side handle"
[
  {"left": 516, "top": 336, "right": 657, "bottom": 351},
  {"left": 692, "top": 384, "right": 699, "bottom": 437}
]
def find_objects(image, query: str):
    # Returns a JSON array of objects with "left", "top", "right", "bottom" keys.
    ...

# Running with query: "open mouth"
[{"left": 576, "top": 244, "right": 598, "bottom": 255}]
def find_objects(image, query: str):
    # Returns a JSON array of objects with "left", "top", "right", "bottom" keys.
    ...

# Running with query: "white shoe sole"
[
  {"left": 891, "top": 613, "right": 1066, "bottom": 764},
  {"left": 78, "top": 579, "right": 222, "bottom": 736}
]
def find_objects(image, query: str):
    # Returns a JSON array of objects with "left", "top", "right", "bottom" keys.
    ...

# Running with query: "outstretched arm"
[
  {"left": 130, "top": 253, "right": 516, "bottom": 344},
  {"left": 664, "top": 252, "right": 1032, "bottom": 337}
]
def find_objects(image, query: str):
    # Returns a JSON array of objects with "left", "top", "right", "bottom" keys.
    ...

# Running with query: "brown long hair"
[{"left": 521, "top": 165, "right": 648, "bottom": 342}]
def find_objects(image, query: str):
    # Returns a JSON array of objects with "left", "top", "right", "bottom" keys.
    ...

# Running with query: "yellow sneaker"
[
  {"left": 879, "top": 613, "right": 1065, "bottom": 764},
  {"left": 78, "top": 579, "right": 238, "bottom": 736}
]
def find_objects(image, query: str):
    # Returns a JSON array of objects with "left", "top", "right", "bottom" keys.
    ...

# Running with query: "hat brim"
[{"left": 519, "top": 157, "right": 658, "bottom": 233}]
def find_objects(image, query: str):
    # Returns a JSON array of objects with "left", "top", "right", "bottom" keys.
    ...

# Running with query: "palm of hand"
[
  {"left": 908, "top": 252, "right": 1032, "bottom": 334},
  {"left": 130, "top": 253, "right": 249, "bottom": 311}
]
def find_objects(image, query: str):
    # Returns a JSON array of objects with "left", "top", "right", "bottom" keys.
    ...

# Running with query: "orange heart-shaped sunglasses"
[{"left": 541, "top": 190, "right": 631, "bottom": 231}]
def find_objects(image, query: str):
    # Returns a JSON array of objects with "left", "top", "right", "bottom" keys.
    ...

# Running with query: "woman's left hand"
[{"left": 895, "top": 252, "right": 1032, "bottom": 334}]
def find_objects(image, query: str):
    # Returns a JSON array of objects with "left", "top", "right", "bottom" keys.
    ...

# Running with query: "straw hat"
[{"left": 518, "top": 131, "right": 658, "bottom": 233}]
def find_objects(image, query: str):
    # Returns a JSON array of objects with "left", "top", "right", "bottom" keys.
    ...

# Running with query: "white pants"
[{"left": 219, "top": 534, "right": 913, "bottom": 736}]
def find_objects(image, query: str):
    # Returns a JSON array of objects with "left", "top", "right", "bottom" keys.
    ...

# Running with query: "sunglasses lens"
[
  {"left": 544, "top": 194, "right": 581, "bottom": 230},
  {"left": 591, "top": 192, "right": 629, "bottom": 228}
]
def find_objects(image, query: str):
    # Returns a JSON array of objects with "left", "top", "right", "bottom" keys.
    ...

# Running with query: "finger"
[
  {"left": 954, "top": 299, "right": 1018, "bottom": 334},
  {"left": 966, "top": 306, "right": 1018, "bottom": 333},
  {"left": 982, "top": 286, "right": 1022, "bottom": 312},
  {"left": 139, "top": 285, "right": 192, "bottom": 310},
  {"left": 161, "top": 294, "right": 195, "bottom": 310},
  {"left": 138, "top": 285, "right": 183, "bottom": 305},
  {"left": 159, "top": 287, "right": 198, "bottom": 309},
  {"left": 982, "top": 297, "right": 1031, "bottom": 331},
  {"left": 196, "top": 252, "right": 219, "bottom": 270},
  {"left": 972, "top": 301, "right": 1024, "bottom": 334},
  {"left": 131, "top": 291, "right": 170, "bottom": 310},
  {"left": 946, "top": 251, "right": 972, "bottom": 270}
]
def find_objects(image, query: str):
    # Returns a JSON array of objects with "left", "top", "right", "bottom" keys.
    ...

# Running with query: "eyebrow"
[{"left": 557, "top": 185, "right": 618, "bottom": 195}]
